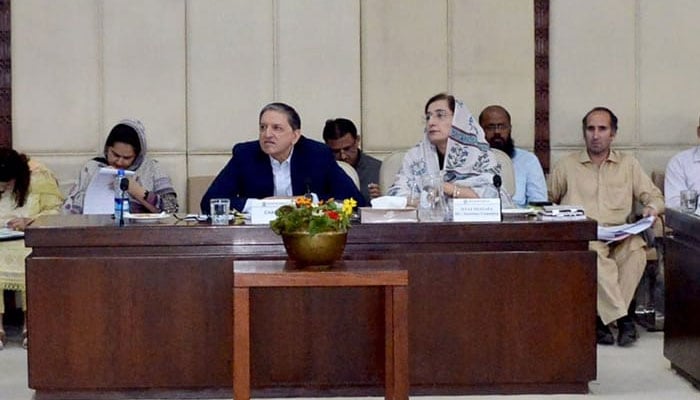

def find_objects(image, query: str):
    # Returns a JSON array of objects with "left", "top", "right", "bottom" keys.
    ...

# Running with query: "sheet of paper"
[
  {"left": 0, "top": 227, "right": 24, "bottom": 241},
  {"left": 83, "top": 168, "right": 135, "bottom": 215},
  {"left": 597, "top": 215, "right": 655, "bottom": 242}
]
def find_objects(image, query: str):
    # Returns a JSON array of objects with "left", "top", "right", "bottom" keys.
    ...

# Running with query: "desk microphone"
[
  {"left": 304, "top": 178, "right": 313, "bottom": 200},
  {"left": 119, "top": 178, "right": 129, "bottom": 227},
  {"left": 493, "top": 174, "right": 503, "bottom": 221}
]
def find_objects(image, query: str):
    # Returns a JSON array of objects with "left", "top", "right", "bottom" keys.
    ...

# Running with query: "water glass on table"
[
  {"left": 417, "top": 175, "right": 447, "bottom": 222},
  {"left": 210, "top": 198, "right": 231, "bottom": 225},
  {"left": 680, "top": 189, "right": 698, "bottom": 213}
]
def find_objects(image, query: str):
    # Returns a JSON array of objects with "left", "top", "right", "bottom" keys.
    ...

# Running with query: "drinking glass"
[
  {"left": 406, "top": 181, "right": 421, "bottom": 208},
  {"left": 417, "top": 175, "right": 447, "bottom": 222},
  {"left": 210, "top": 198, "right": 231, "bottom": 225},
  {"left": 680, "top": 189, "right": 698, "bottom": 213}
]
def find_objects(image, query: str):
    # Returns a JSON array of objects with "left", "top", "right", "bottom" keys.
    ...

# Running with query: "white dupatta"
[{"left": 388, "top": 99, "right": 505, "bottom": 201}]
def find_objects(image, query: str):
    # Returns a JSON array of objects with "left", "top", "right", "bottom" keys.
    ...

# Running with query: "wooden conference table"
[
  {"left": 664, "top": 208, "right": 700, "bottom": 388},
  {"left": 25, "top": 215, "right": 597, "bottom": 399}
]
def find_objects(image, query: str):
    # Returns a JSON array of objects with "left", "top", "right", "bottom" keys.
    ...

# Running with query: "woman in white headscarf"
[
  {"left": 388, "top": 93, "right": 506, "bottom": 202},
  {"left": 63, "top": 119, "right": 179, "bottom": 214}
]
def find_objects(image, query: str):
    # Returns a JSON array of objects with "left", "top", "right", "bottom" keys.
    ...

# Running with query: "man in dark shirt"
[{"left": 323, "top": 118, "right": 382, "bottom": 204}]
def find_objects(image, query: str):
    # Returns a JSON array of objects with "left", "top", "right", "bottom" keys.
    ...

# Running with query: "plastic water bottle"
[{"left": 114, "top": 169, "right": 130, "bottom": 225}]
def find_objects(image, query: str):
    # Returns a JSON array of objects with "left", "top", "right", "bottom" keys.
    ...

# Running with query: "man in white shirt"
[{"left": 665, "top": 115, "right": 700, "bottom": 208}]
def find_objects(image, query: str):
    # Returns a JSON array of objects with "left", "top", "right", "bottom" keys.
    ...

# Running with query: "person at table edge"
[
  {"left": 201, "top": 102, "right": 366, "bottom": 213},
  {"left": 549, "top": 106, "right": 664, "bottom": 347}
]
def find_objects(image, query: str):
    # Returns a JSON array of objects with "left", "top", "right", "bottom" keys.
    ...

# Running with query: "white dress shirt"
[
  {"left": 270, "top": 149, "right": 293, "bottom": 197},
  {"left": 665, "top": 145, "right": 700, "bottom": 208},
  {"left": 241, "top": 149, "right": 294, "bottom": 213}
]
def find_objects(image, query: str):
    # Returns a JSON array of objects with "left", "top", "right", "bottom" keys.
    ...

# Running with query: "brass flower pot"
[{"left": 281, "top": 231, "right": 347, "bottom": 268}]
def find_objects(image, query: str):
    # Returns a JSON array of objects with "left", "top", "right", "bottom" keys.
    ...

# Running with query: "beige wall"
[
  {"left": 12, "top": 0, "right": 699, "bottom": 211},
  {"left": 550, "top": 0, "right": 700, "bottom": 170}
]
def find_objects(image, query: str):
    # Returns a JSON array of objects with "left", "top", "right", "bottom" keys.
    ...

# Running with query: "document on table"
[
  {"left": 83, "top": 168, "right": 135, "bottom": 214},
  {"left": 597, "top": 215, "right": 655, "bottom": 243},
  {"left": 0, "top": 227, "right": 24, "bottom": 241},
  {"left": 537, "top": 205, "right": 586, "bottom": 221}
]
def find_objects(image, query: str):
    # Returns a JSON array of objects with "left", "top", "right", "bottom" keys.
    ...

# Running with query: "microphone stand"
[
  {"left": 304, "top": 178, "right": 313, "bottom": 201},
  {"left": 119, "top": 178, "right": 129, "bottom": 227},
  {"left": 493, "top": 175, "right": 503, "bottom": 222}
]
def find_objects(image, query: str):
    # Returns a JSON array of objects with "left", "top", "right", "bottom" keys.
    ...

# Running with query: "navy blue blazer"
[{"left": 201, "top": 136, "right": 366, "bottom": 213}]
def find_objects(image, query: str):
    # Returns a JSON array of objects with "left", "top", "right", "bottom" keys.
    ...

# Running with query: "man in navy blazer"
[{"left": 201, "top": 102, "right": 366, "bottom": 213}]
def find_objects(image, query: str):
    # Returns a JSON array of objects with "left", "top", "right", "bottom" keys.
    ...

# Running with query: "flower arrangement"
[{"left": 270, "top": 197, "right": 357, "bottom": 236}]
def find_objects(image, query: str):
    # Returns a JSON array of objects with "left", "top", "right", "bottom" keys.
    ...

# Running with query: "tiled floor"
[{"left": 1, "top": 325, "right": 698, "bottom": 400}]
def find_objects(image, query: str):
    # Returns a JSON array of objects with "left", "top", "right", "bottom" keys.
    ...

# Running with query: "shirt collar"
[
  {"left": 693, "top": 145, "right": 700, "bottom": 162},
  {"left": 578, "top": 149, "right": 620, "bottom": 164},
  {"left": 269, "top": 146, "right": 294, "bottom": 167}
]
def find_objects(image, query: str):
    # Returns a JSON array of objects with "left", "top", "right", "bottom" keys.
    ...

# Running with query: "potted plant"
[{"left": 270, "top": 197, "right": 357, "bottom": 267}]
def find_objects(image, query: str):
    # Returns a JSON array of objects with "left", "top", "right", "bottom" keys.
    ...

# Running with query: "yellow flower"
[
  {"left": 342, "top": 198, "right": 357, "bottom": 216},
  {"left": 295, "top": 196, "right": 313, "bottom": 208}
]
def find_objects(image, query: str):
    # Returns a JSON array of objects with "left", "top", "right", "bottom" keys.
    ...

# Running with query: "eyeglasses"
[
  {"left": 422, "top": 110, "right": 453, "bottom": 123},
  {"left": 483, "top": 123, "right": 511, "bottom": 132}
]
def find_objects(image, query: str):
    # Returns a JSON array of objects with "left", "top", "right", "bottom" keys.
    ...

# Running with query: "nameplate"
[
  {"left": 250, "top": 199, "right": 293, "bottom": 225},
  {"left": 453, "top": 198, "right": 501, "bottom": 222}
]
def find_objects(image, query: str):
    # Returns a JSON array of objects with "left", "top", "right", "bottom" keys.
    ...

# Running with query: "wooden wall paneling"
[
  {"left": 534, "top": 0, "right": 550, "bottom": 172},
  {"left": 0, "top": 0, "right": 10, "bottom": 148}
]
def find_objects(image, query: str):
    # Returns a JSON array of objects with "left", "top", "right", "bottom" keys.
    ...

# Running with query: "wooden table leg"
[
  {"left": 385, "top": 285, "right": 409, "bottom": 400},
  {"left": 384, "top": 287, "right": 395, "bottom": 400},
  {"left": 233, "top": 287, "right": 251, "bottom": 400},
  {"left": 392, "top": 286, "right": 409, "bottom": 400}
]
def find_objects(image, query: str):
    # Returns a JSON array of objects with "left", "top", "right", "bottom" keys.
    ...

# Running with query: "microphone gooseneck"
[
  {"left": 493, "top": 174, "right": 503, "bottom": 221},
  {"left": 304, "top": 178, "right": 313, "bottom": 200}
]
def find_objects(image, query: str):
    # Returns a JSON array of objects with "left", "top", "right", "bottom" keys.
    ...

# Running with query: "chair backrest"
[
  {"left": 651, "top": 169, "right": 665, "bottom": 195},
  {"left": 58, "top": 180, "right": 76, "bottom": 198},
  {"left": 187, "top": 175, "right": 216, "bottom": 214},
  {"left": 491, "top": 148, "right": 516, "bottom": 196},
  {"left": 337, "top": 160, "right": 360, "bottom": 190},
  {"left": 379, "top": 150, "right": 407, "bottom": 194}
]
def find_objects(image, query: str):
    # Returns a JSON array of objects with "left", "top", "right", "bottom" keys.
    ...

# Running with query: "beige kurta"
[
  {"left": 549, "top": 150, "right": 665, "bottom": 324},
  {"left": 0, "top": 161, "right": 63, "bottom": 313}
]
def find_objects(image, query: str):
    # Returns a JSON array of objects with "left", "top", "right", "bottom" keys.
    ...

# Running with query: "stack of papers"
[
  {"left": 360, "top": 207, "right": 418, "bottom": 223},
  {"left": 597, "top": 215, "right": 655, "bottom": 243},
  {"left": 538, "top": 205, "right": 586, "bottom": 221},
  {"left": 502, "top": 208, "right": 536, "bottom": 220}
]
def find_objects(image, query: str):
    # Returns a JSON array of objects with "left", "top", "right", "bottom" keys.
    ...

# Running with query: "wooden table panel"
[
  {"left": 27, "top": 255, "right": 232, "bottom": 389},
  {"left": 24, "top": 215, "right": 597, "bottom": 398},
  {"left": 664, "top": 209, "right": 700, "bottom": 388}
]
